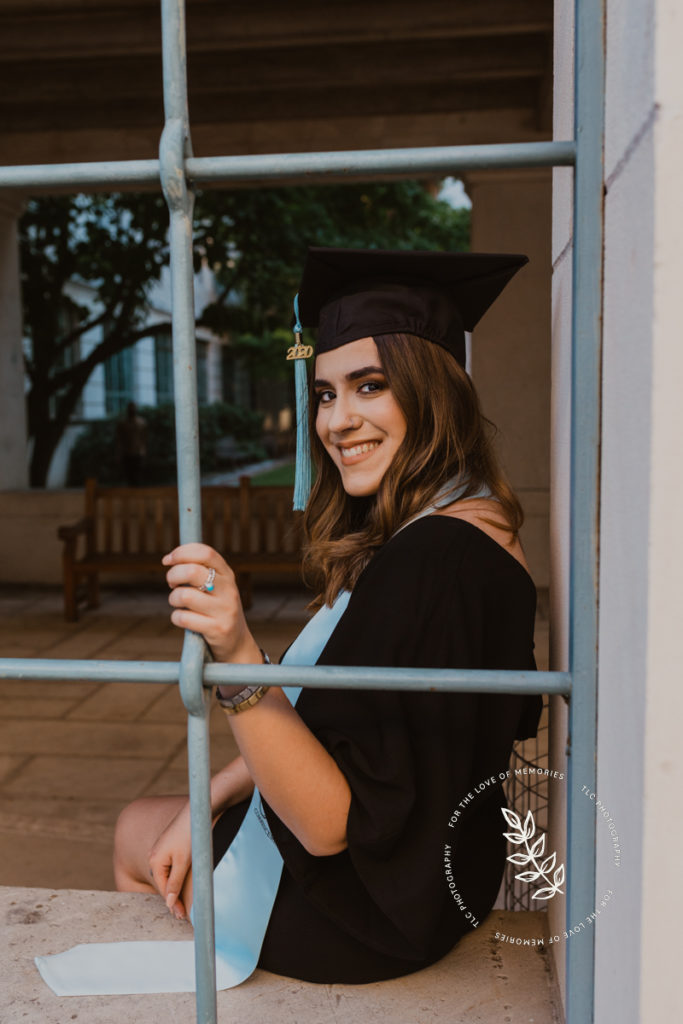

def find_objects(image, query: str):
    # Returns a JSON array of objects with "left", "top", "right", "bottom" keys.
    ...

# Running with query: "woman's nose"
[{"left": 327, "top": 391, "right": 361, "bottom": 433}]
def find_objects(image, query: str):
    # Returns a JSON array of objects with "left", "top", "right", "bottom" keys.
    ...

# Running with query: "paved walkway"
[{"left": 0, "top": 584, "right": 310, "bottom": 892}]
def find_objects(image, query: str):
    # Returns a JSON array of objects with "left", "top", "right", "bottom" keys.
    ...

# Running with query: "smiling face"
[{"left": 314, "top": 337, "right": 407, "bottom": 497}]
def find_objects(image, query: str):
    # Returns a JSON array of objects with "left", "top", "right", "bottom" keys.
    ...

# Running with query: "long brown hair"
[{"left": 303, "top": 332, "right": 523, "bottom": 607}]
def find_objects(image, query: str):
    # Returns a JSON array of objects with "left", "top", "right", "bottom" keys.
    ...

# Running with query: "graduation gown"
[{"left": 212, "top": 515, "right": 542, "bottom": 983}]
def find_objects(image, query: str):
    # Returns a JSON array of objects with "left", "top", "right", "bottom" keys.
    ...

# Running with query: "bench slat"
[{"left": 58, "top": 477, "right": 304, "bottom": 620}]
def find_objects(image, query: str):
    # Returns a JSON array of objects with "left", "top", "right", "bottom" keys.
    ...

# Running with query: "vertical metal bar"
[
  {"left": 159, "top": 1, "right": 217, "bottom": 1022},
  {"left": 565, "top": 0, "right": 605, "bottom": 1021}
]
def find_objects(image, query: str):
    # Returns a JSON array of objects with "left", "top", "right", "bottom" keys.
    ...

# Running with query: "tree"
[
  {"left": 19, "top": 183, "right": 469, "bottom": 486},
  {"left": 20, "top": 194, "right": 171, "bottom": 486}
]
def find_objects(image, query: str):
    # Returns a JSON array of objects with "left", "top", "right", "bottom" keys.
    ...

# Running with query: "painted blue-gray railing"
[
  {"left": 564, "top": 0, "right": 605, "bottom": 1021},
  {"left": 0, "top": 141, "right": 575, "bottom": 192},
  {"left": 0, "top": 660, "right": 570, "bottom": 694},
  {"left": 158, "top": 0, "right": 217, "bottom": 1019},
  {"left": 0, "top": 0, "right": 603, "bottom": 1021}
]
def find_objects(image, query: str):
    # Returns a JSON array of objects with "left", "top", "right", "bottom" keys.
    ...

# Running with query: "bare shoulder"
[{"left": 434, "top": 498, "right": 531, "bottom": 576}]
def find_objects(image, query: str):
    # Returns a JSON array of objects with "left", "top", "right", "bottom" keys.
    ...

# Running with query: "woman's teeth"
[{"left": 341, "top": 441, "right": 380, "bottom": 457}]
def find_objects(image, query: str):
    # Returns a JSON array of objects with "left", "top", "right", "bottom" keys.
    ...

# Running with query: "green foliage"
[
  {"left": 21, "top": 181, "right": 470, "bottom": 485},
  {"left": 194, "top": 181, "right": 470, "bottom": 371},
  {"left": 67, "top": 403, "right": 265, "bottom": 486},
  {"left": 250, "top": 462, "right": 296, "bottom": 487}
]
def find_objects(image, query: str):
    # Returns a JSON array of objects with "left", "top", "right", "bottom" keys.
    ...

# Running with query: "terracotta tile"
[
  {"left": 0, "top": 832, "right": 116, "bottom": 890},
  {"left": 1, "top": 697, "right": 78, "bottom": 719},
  {"left": 0, "top": 755, "right": 26, "bottom": 785},
  {"left": 140, "top": 686, "right": 187, "bottom": 723},
  {"left": 0, "top": 719, "right": 185, "bottom": 758},
  {"left": 141, "top": 769, "right": 191, "bottom": 797},
  {"left": 0, "top": 680, "right": 98, "bottom": 699},
  {"left": 67, "top": 682, "right": 169, "bottom": 721},
  {"left": 2, "top": 755, "right": 168, "bottom": 801},
  {"left": 0, "top": 793, "right": 124, "bottom": 827}
]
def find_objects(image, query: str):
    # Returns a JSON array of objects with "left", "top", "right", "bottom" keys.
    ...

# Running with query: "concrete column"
[
  {"left": 0, "top": 197, "right": 28, "bottom": 489},
  {"left": 464, "top": 169, "right": 552, "bottom": 587}
]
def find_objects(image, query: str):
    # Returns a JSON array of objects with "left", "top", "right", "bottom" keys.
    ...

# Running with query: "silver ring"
[{"left": 198, "top": 567, "right": 216, "bottom": 593}]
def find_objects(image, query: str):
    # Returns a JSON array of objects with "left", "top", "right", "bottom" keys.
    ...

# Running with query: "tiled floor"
[
  {"left": 0, "top": 584, "right": 549, "bottom": 894},
  {"left": 0, "top": 585, "right": 310, "bottom": 891}
]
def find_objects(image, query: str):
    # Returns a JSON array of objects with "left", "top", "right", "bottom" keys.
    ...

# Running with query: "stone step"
[{"left": 3, "top": 886, "right": 563, "bottom": 1024}]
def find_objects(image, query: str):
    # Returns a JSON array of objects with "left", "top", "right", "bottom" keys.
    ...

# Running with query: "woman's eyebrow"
[
  {"left": 346, "top": 365, "right": 385, "bottom": 382},
  {"left": 314, "top": 366, "right": 385, "bottom": 388}
]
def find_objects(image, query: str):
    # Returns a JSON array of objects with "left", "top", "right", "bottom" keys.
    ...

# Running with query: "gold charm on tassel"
[{"left": 286, "top": 333, "right": 313, "bottom": 361}]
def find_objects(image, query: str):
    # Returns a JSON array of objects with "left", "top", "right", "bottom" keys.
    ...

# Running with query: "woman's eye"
[
  {"left": 359, "top": 380, "right": 384, "bottom": 395},
  {"left": 316, "top": 389, "right": 335, "bottom": 404}
]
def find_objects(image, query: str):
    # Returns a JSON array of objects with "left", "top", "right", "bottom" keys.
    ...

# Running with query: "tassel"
[{"left": 290, "top": 294, "right": 313, "bottom": 511}]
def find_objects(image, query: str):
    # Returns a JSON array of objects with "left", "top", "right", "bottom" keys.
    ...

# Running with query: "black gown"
[{"left": 212, "top": 515, "right": 542, "bottom": 983}]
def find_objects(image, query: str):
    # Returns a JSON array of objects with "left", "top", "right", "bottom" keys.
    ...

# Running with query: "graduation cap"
[{"left": 289, "top": 247, "right": 528, "bottom": 509}]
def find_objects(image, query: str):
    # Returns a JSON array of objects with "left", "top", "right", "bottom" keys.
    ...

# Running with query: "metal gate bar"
[
  {"left": 0, "top": 661, "right": 570, "bottom": 693},
  {"left": 0, "top": 0, "right": 603, "bottom": 1021},
  {"left": 0, "top": 141, "right": 575, "bottom": 192},
  {"left": 564, "top": 0, "right": 605, "bottom": 1021}
]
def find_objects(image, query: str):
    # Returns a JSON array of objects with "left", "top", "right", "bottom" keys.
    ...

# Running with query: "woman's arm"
[
  {"left": 207, "top": 752, "right": 254, "bottom": 815},
  {"left": 145, "top": 753, "right": 254, "bottom": 918},
  {"left": 162, "top": 543, "right": 351, "bottom": 857}
]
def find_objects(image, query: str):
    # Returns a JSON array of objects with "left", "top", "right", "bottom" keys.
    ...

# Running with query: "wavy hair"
[{"left": 302, "top": 333, "right": 523, "bottom": 607}]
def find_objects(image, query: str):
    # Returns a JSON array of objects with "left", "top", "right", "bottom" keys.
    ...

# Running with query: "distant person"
[{"left": 116, "top": 401, "right": 147, "bottom": 486}]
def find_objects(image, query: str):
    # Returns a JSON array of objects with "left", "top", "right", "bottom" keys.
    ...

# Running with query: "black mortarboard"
[
  {"left": 289, "top": 246, "right": 528, "bottom": 510},
  {"left": 296, "top": 247, "right": 529, "bottom": 368}
]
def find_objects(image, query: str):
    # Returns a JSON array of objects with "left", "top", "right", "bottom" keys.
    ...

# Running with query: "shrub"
[{"left": 67, "top": 402, "right": 265, "bottom": 486}]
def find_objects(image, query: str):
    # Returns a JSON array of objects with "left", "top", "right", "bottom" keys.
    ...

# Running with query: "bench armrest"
[{"left": 58, "top": 517, "right": 93, "bottom": 543}]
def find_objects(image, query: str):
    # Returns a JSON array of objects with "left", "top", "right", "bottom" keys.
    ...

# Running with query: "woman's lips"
[{"left": 338, "top": 440, "right": 381, "bottom": 464}]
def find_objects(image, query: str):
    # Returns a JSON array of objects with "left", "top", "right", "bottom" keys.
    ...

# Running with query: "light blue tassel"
[{"left": 292, "top": 294, "right": 312, "bottom": 511}]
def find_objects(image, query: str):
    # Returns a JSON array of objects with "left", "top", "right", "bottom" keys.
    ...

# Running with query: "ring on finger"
[{"left": 198, "top": 567, "right": 216, "bottom": 593}]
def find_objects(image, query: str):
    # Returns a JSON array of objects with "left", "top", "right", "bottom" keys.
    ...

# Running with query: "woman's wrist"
[
  {"left": 216, "top": 645, "right": 270, "bottom": 701},
  {"left": 209, "top": 757, "right": 254, "bottom": 815}
]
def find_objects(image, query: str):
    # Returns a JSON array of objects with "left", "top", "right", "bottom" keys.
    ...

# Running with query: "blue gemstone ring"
[{"left": 199, "top": 567, "right": 216, "bottom": 593}]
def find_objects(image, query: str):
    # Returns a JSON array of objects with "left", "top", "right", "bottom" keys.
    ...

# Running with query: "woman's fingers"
[
  {"left": 165, "top": 857, "right": 191, "bottom": 920},
  {"left": 166, "top": 561, "right": 225, "bottom": 590},
  {"left": 162, "top": 543, "right": 259, "bottom": 663},
  {"left": 148, "top": 849, "right": 171, "bottom": 901},
  {"left": 162, "top": 543, "right": 228, "bottom": 573},
  {"left": 148, "top": 848, "right": 190, "bottom": 920}
]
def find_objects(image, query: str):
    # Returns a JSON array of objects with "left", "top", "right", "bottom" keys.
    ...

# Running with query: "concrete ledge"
[{"left": 2, "top": 886, "right": 563, "bottom": 1024}]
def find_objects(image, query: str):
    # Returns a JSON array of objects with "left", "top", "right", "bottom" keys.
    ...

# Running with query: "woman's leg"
[{"left": 113, "top": 795, "right": 193, "bottom": 914}]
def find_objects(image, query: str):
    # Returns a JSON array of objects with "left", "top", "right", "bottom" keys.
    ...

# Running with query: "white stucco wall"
[
  {"left": 553, "top": 0, "right": 683, "bottom": 1020},
  {"left": 639, "top": 2, "right": 683, "bottom": 1017}
]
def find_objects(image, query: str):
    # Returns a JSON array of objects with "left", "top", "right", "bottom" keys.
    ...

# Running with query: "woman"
[{"left": 113, "top": 247, "right": 542, "bottom": 985}]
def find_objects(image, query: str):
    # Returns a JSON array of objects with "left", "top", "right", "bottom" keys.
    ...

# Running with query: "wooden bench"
[{"left": 58, "top": 477, "right": 304, "bottom": 621}]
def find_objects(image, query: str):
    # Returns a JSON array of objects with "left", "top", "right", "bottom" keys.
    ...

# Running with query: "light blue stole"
[
  {"left": 34, "top": 593, "right": 351, "bottom": 996},
  {"left": 35, "top": 474, "right": 491, "bottom": 995}
]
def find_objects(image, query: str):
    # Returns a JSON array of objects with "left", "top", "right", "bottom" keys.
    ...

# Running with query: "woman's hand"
[
  {"left": 147, "top": 799, "right": 193, "bottom": 920},
  {"left": 162, "top": 543, "right": 262, "bottom": 666}
]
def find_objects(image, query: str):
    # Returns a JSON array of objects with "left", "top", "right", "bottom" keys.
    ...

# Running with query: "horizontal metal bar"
[
  {"left": 0, "top": 658, "right": 570, "bottom": 694},
  {"left": 0, "top": 159, "right": 160, "bottom": 190},
  {"left": 184, "top": 141, "right": 576, "bottom": 184},
  {"left": 0, "top": 141, "right": 575, "bottom": 192}
]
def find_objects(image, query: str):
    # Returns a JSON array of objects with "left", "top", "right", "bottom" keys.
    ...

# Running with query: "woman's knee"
[
  {"left": 113, "top": 798, "right": 153, "bottom": 889},
  {"left": 113, "top": 795, "right": 188, "bottom": 892}
]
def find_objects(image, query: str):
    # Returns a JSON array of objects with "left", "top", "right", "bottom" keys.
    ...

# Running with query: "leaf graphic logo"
[{"left": 502, "top": 808, "right": 565, "bottom": 900}]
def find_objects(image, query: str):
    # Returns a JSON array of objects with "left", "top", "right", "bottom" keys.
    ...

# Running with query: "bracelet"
[
  {"left": 216, "top": 649, "right": 271, "bottom": 715},
  {"left": 219, "top": 685, "right": 267, "bottom": 716}
]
